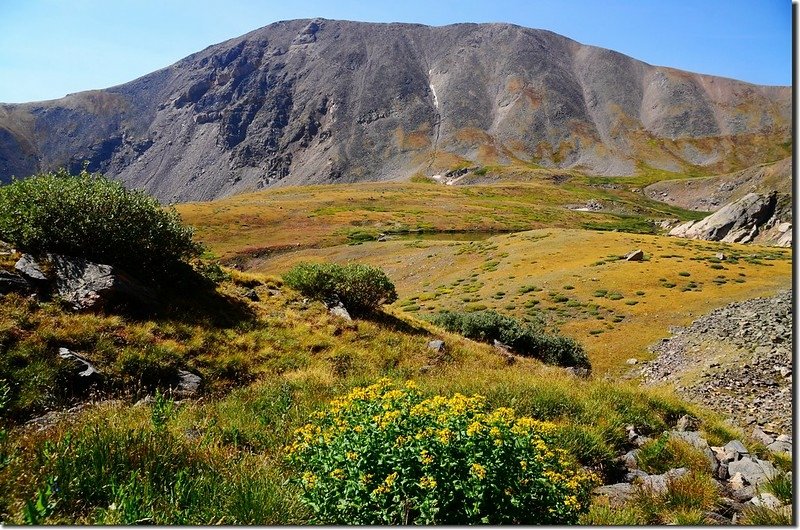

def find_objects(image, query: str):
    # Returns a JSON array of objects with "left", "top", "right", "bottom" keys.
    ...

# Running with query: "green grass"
[{"left": 0, "top": 262, "right": 739, "bottom": 524}]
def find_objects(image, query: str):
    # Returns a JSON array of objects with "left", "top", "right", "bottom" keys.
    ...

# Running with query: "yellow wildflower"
[
  {"left": 470, "top": 463, "right": 487, "bottom": 480},
  {"left": 437, "top": 428, "right": 453, "bottom": 444},
  {"left": 466, "top": 421, "right": 483, "bottom": 436},
  {"left": 420, "top": 449, "right": 434, "bottom": 465},
  {"left": 330, "top": 468, "right": 346, "bottom": 479},
  {"left": 419, "top": 475, "right": 437, "bottom": 489},
  {"left": 346, "top": 451, "right": 358, "bottom": 461},
  {"left": 302, "top": 471, "right": 317, "bottom": 488},
  {"left": 520, "top": 460, "right": 528, "bottom": 471}
]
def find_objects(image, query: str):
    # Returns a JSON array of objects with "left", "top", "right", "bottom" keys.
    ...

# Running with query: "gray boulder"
[
  {"left": 752, "top": 426, "right": 775, "bottom": 446},
  {"left": 175, "top": 369, "right": 202, "bottom": 396},
  {"left": 668, "top": 192, "right": 778, "bottom": 244},
  {"left": 565, "top": 366, "right": 590, "bottom": 378},
  {"left": 624, "top": 249, "right": 644, "bottom": 261},
  {"left": 50, "top": 255, "right": 156, "bottom": 311},
  {"left": 639, "top": 467, "right": 689, "bottom": 494},
  {"left": 727, "top": 457, "right": 777, "bottom": 486},
  {"left": 668, "top": 431, "right": 718, "bottom": 474},
  {"left": 427, "top": 340, "right": 446, "bottom": 353},
  {"left": 723, "top": 439, "right": 749, "bottom": 460},
  {"left": 15, "top": 253, "right": 157, "bottom": 311},
  {"left": 328, "top": 302, "right": 352, "bottom": 321},
  {"left": 15, "top": 254, "right": 48, "bottom": 281},
  {"left": 0, "top": 269, "right": 31, "bottom": 294},
  {"left": 592, "top": 483, "right": 634, "bottom": 507},
  {"left": 749, "top": 492, "right": 783, "bottom": 509}
]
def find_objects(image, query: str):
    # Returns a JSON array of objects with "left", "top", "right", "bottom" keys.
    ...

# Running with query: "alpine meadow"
[{"left": 0, "top": 12, "right": 792, "bottom": 525}]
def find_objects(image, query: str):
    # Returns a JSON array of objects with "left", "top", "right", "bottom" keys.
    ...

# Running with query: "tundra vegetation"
[{"left": 0, "top": 170, "right": 791, "bottom": 524}]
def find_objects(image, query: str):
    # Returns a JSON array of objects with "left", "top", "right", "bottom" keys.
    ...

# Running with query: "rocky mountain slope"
[
  {"left": 0, "top": 18, "right": 791, "bottom": 202},
  {"left": 642, "top": 289, "right": 792, "bottom": 437},
  {"left": 645, "top": 157, "right": 792, "bottom": 214}
]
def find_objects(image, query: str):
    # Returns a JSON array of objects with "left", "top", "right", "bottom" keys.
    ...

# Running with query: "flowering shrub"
[{"left": 286, "top": 379, "right": 597, "bottom": 524}]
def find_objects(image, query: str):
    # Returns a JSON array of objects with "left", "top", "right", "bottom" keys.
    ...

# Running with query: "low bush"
[
  {"left": 283, "top": 262, "right": 397, "bottom": 314},
  {"left": 0, "top": 169, "right": 202, "bottom": 282},
  {"left": 429, "top": 310, "right": 589, "bottom": 368},
  {"left": 286, "top": 379, "right": 597, "bottom": 524}
]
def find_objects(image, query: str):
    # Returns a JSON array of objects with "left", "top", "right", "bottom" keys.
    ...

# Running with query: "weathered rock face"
[
  {"left": 668, "top": 192, "right": 790, "bottom": 246},
  {"left": 14, "top": 253, "right": 156, "bottom": 311},
  {"left": 0, "top": 19, "right": 790, "bottom": 202},
  {"left": 0, "top": 269, "right": 31, "bottom": 294}
]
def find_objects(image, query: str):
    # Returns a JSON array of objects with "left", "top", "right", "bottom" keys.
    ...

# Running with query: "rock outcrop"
[
  {"left": 592, "top": 423, "right": 791, "bottom": 523},
  {"left": 14, "top": 253, "right": 156, "bottom": 311},
  {"left": 668, "top": 192, "right": 790, "bottom": 246}
]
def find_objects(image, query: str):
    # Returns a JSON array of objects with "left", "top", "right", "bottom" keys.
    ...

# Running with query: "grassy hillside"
[
  {"left": 254, "top": 231, "right": 790, "bottom": 373},
  {"left": 177, "top": 179, "right": 708, "bottom": 267},
  {"left": 0, "top": 266, "right": 761, "bottom": 524},
  {"left": 1, "top": 172, "right": 791, "bottom": 524}
]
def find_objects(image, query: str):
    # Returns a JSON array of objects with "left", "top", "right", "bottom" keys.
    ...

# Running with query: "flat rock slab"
[
  {"left": 593, "top": 483, "right": 634, "bottom": 507},
  {"left": 727, "top": 457, "right": 777, "bottom": 486}
]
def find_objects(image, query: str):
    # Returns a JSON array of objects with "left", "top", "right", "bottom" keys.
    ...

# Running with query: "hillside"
[{"left": 0, "top": 18, "right": 791, "bottom": 202}]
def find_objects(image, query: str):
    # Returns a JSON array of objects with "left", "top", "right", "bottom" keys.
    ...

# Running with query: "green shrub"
[
  {"left": 286, "top": 379, "right": 597, "bottom": 524},
  {"left": 283, "top": 262, "right": 397, "bottom": 315},
  {"left": 430, "top": 310, "right": 589, "bottom": 368},
  {"left": 0, "top": 169, "right": 202, "bottom": 282}
]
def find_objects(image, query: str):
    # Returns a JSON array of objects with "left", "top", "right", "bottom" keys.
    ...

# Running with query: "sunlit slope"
[
  {"left": 177, "top": 180, "right": 706, "bottom": 265},
  {"left": 248, "top": 229, "right": 791, "bottom": 373}
]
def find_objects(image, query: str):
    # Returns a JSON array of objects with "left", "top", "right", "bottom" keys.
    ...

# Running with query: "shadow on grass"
[
  {"left": 117, "top": 264, "right": 257, "bottom": 328},
  {"left": 360, "top": 310, "right": 430, "bottom": 336}
]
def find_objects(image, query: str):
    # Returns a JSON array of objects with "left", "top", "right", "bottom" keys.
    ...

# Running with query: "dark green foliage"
[
  {"left": 0, "top": 169, "right": 202, "bottom": 282},
  {"left": 430, "top": 310, "right": 590, "bottom": 368},
  {"left": 283, "top": 262, "right": 398, "bottom": 314}
]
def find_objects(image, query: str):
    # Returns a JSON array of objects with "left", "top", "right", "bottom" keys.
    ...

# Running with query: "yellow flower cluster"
[
  {"left": 419, "top": 475, "right": 437, "bottom": 490},
  {"left": 288, "top": 378, "right": 598, "bottom": 521},
  {"left": 372, "top": 472, "right": 398, "bottom": 496},
  {"left": 419, "top": 449, "right": 434, "bottom": 465},
  {"left": 470, "top": 463, "right": 487, "bottom": 480},
  {"left": 302, "top": 471, "right": 317, "bottom": 488}
]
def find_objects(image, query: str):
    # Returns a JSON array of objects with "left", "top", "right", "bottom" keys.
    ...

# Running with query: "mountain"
[{"left": 0, "top": 18, "right": 791, "bottom": 202}]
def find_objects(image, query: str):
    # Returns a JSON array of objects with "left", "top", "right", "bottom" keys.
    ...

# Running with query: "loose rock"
[
  {"left": 329, "top": 302, "right": 352, "bottom": 321},
  {"left": 175, "top": 370, "right": 202, "bottom": 396},
  {"left": 624, "top": 249, "right": 644, "bottom": 261},
  {"left": 427, "top": 340, "right": 445, "bottom": 353}
]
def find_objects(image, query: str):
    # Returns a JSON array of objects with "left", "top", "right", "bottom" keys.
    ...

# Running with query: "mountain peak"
[{"left": 0, "top": 19, "right": 790, "bottom": 202}]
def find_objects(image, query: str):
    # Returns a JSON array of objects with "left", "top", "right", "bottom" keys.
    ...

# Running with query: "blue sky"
[{"left": 0, "top": 0, "right": 792, "bottom": 103}]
